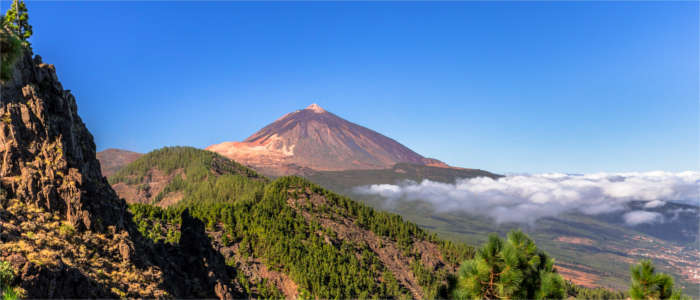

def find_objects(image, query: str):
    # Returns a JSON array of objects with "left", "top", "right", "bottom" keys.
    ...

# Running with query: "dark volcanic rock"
[
  {"left": 0, "top": 40, "right": 238, "bottom": 299},
  {"left": 0, "top": 50, "right": 125, "bottom": 232},
  {"left": 14, "top": 258, "right": 116, "bottom": 298}
]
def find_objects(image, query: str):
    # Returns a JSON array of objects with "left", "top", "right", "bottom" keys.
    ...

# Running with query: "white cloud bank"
[
  {"left": 623, "top": 211, "right": 664, "bottom": 226},
  {"left": 354, "top": 171, "right": 700, "bottom": 225}
]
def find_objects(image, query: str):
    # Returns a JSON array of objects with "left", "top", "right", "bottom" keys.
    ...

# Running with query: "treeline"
[{"left": 565, "top": 281, "right": 627, "bottom": 300}]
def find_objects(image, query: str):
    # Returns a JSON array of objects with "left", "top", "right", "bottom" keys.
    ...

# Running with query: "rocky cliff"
[
  {"left": 0, "top": 39, "right": 235, "bottom": 298},
  {"left": 0, "top": 50, "right": 125, "bottom": 232}
]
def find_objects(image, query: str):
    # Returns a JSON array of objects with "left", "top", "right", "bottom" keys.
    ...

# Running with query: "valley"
[
  {"left": 304, "top": 167, "right": 700, "bottom": 295},
  {"left": 97, "top": 102, "right": 700, "bottom": 297}
]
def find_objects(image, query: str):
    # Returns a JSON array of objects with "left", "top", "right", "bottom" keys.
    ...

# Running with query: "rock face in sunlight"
[
  {"left": 207, "top": 103, "right": 451, "bottom": 176},
  {"left": 0, "top": 48, "right": 125, "bottom": 232},
  {"left": 0, "top": 39, "right": 235, "bottom": 299}
]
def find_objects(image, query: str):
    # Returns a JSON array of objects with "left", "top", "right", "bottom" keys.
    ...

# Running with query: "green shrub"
[
  {"left": 0, "top": 27, "right": 23, "bottom": 82},
  {"left": 58, "top": 222, "right": 75, "bottom": 237},
  {"left": 0, "top": 260, "right": 19, "bottom": 300}
]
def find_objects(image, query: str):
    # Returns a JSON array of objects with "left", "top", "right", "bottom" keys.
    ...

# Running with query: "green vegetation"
[
  {"left": 2, "top": 0, "right": 32, "bottom": 41},
  {"left": 0, "top": 27, "right": 23, "bottom": 81},
  {"left": 451, "top": 230, "right": 565, "bottom": 300},
  {"left": 110, "top": 147, "right": 267, "bottom": 206},
  {"left": 129, "top": 204, "right": 181, "bottom": 244},
  {"left": 117, "top": 148, "right": 638, "bottom": 299},
  {"left": 0, "top": 260, "right": 20, "bottom": 300},
  {"left": 629, "top": 260, "right": 689, "bottom": 300},
  {"left": 565, "top": 281, "right": 627, "bottom": 300},
  {"left": 58, "top": 222, "right": 75, "bottom": 237},
  {"left": 127, "top": 175, "right": 475, "bottom": 299}
]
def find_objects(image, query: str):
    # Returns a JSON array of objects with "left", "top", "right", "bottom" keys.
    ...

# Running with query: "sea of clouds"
[{"left": 354, "top": 171, "right": 700, "bottom": 225}]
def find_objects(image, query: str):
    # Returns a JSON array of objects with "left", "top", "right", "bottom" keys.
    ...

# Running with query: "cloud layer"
[{"left": 354, "top": 171, "right": 700, "bottom": 225}]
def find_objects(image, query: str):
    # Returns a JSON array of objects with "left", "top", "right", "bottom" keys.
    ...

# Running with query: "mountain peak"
[
  {"left": 208, "top": 104, "right": 452, "bottom": 176},
  {"left": 305, "top": 103, "right": 326, "bottom": 113}
]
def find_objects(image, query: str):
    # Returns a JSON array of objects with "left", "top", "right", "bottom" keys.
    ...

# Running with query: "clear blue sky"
[{"left": 6, "top": 1, "right": 697, "bottom": 174}]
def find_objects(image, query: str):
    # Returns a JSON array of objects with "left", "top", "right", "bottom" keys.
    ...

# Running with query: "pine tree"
[
  {"left": 451, "top": 230, "right": 565, "bottom": 300},
  {"left": 629, "top": 260, "right": 689, "bottom": 300},
  {"left": 3, "top": 0, "right": 32, "bottom": 41}
]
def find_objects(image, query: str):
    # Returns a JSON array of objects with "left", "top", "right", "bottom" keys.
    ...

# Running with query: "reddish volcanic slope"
[
  {"left": 96, "top": 148, "right": 143, "bottom": 177},
  {"left": 207, "top": 104, "right": 449, "bottom": 175}
]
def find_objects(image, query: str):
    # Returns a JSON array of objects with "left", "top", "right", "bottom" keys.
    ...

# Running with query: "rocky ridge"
[{"left": 0, "top": 41, "right": 235, "bottom": 298}]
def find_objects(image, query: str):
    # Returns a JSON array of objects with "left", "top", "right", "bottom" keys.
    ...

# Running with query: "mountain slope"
[
  {"left": 109, "top": 146, "right": 267, "bottom": 206},
  {"left": 207, "top": 104, "right": 452, "bottom": 176},
  {"left": 96, "top": 148, "right": 142, "bottom": 177}
]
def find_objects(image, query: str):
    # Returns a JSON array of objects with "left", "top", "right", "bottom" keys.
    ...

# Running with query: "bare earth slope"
[
  {"left": 207, "top": 104, "right": 451, "bottom": 176},
  {"left": 97, "top": 148, "right": 142, "bottom": 177}
]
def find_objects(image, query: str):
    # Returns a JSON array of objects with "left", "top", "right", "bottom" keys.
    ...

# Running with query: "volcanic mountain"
[{"left": 207, "top": 104, "right": 450, "bottom": 176}]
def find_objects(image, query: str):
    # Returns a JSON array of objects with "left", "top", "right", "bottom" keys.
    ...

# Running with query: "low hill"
[
  {"left": 96, "top": 148, "right": 142, "bottom": 177},
  {"left": 109, "top": 146, "right": 267, "bottom": 207}
]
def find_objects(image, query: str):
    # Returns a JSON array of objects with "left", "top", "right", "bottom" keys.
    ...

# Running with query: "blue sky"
[{"left": 6, "top": 1, "right": 697, "bottom": 174}]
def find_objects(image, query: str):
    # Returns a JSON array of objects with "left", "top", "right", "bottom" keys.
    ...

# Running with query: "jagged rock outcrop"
[
  {"left": 0, "top": 41, "right": 237, "bottom": 298},
  {"left": 0, "top": 49, "right": 124, "bottom": 232}
]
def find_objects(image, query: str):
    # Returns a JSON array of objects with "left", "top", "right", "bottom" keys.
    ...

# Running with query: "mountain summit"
[{"left": 207, "top": 104, "right": 449, "bottom": 176}]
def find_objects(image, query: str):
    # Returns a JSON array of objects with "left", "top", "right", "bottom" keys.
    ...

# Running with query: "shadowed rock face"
[{"left": 207, "top": 103, "right": 449, "bottom": 176}]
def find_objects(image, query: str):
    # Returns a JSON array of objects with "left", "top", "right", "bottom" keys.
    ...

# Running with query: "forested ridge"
[
  {"left": 117, "top": 147, "right": 667, "bottom": 299},
  {"left": 128, "top": 174, "right": 474, "bottom": 298}
]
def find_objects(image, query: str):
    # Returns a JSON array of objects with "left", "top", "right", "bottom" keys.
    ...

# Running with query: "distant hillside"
[
  {"left": 207, "top": 104, "right": 455, "bottom": 176},
  {"left": 109, "top": 146, "right": 267, "bottom": 207},
  {"left": 97, "top": 148, "right": 142, "bottom": 177},
  {"left": 308, "top": 172, "right": 700, "bottom": 294},
  {"left": 306, "top": 163, "right": 501, "bottom": 193}
]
